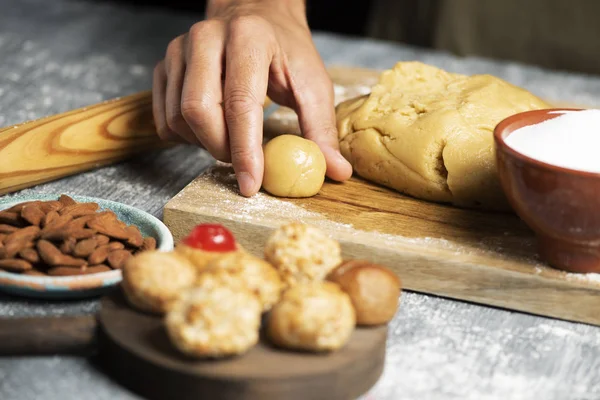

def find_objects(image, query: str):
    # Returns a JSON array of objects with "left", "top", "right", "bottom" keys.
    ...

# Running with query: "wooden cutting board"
[{"left": 164, "top": 66, "right": 600, "bottom": 328}]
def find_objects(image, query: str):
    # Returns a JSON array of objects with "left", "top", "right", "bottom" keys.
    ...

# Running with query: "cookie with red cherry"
[{"left": 175, "top": 224, "right": 244, "bottom": 271}]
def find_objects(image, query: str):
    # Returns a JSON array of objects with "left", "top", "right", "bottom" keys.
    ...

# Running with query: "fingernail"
[{"left": 237, "top": 172, "right": 256, "bottom": 197}]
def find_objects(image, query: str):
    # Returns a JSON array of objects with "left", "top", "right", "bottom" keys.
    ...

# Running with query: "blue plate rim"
[{"left": 0, "top": 193, "right": 173, "bottom": 293}]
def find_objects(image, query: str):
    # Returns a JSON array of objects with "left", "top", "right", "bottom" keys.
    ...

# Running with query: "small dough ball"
[
  {"left": 175, "top": 243, "right": 244, "bottom": 272},
  {"left": 267, "top": 281, "right": 355, "bottom": 352},
  {"left": 264, "top": 222, "right": 342, "bottom": 288},
  {"left": 262, "top": 134, "right": 326, "bottom": 198},
  {"left": 203, "top": 251, "right": 283, "bottom": 312},
  {"left": 166, "top": 276, "right": 261, "bottom": 358},
  {"left": 122, "top": 250, "right": 196, "bottom": 314},
  {"left": 327, "top": 260, "right": 401, "bottom": 326}
]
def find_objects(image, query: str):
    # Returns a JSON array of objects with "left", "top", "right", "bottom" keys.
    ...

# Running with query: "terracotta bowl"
[{"left": 494, "top": 108, "right": 600, "bottom": 273}]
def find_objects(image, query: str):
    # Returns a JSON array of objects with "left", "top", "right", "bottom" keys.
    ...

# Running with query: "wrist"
[{"left": 207, "top": 0, "right": 306, "bottom": 23}]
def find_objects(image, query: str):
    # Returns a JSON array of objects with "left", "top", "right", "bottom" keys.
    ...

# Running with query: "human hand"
[{"left": 152, "top": 0, "right": 353, "bottom": 196}]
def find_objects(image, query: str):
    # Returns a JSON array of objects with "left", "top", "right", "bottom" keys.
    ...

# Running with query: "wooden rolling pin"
[
  {"left": 0, "top": 90, "right": 281, "bottom": 197},
  {"left": 0, "top": 91, "right": 167, "bottom": 196}
]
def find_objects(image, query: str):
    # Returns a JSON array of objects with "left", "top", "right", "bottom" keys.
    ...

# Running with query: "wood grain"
[
  {"left": 98, "top": 291, "right": 387, "bottom": 400},
  {"left": 0, "top": 315, "right": 97, "bottom": 356},
  {"left": 164, "top": 164, "right": 600, "bottom": 327},
  {"left": 0, "top": 91, "right": 167, "bottom": 195}
]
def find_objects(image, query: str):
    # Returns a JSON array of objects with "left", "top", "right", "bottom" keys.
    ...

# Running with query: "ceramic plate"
[{"left": 0, "top": 194, "right": 174, "bottom": 299}]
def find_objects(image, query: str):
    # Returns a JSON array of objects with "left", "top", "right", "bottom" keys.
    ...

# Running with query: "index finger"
[{"left": 223, "top": 18, "right": 274, "bottom": 197}]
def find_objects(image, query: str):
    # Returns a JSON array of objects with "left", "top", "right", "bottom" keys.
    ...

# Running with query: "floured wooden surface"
[{"left": 165, "top": 164, "right": 600, "bottom": 327}]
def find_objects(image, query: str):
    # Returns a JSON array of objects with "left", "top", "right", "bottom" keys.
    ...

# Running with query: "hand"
[{"left": 152, "top": 0, "right": 353, "bottom": 197}]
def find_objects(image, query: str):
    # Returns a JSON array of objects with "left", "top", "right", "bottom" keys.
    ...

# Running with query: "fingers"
[
  {"left": 152, "top": 61, "right": 180, "bottom": 142},
  {"left": 163, "top": 36, "right": 201, "bottom": 146},
  {"left": 180, "top": 21, "right": 230, "bottom": 161},
  {"left": 292, "top": 64, "right": 353, "bottom": 182},
  {"left": 224, "top": 16, "right": 274, "bottom": 197}
]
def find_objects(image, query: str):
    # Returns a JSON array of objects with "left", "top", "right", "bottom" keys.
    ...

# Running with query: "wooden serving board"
[{"left": 97, "top": 291, "right": 387, "bottom": 400}]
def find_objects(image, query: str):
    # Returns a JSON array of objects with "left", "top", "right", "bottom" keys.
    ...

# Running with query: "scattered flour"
[{"left": 202, "top": 167, "right": 539, "bottom": 261}]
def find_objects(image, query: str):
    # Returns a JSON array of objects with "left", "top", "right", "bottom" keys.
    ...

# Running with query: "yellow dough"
[
  {"left": 336, "top": 61, "right": 550, "bottom": 210},
  {"left": 262, "top": 134, "right": 326, "bottom": 198}
]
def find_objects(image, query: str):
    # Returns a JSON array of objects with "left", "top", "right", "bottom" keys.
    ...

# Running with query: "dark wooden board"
[{"left": 97, "top": 291, "right": 388, "bottom": 400}]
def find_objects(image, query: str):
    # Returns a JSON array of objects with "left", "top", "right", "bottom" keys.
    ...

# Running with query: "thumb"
[{"left": 292, "top": 68, "right": 352, "bottom": 182}]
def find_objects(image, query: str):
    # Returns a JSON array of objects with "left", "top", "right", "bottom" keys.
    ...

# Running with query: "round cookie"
[
  {"left": 262, "top": 134, "right": 326, "bottom": 198},
  {"left": 203, "top": 251, "right": 282, "bottom": 312},
  {"left": 175, "top": 243, "right": 243, "bottom": 272},
  {"left": 175, "top": 224, "right": 243, "bottom": 272},
  {"left": 327, "top": 259, "right": 401, "bottom": 326},
  {"left": 165, "top": 275, "right": 262, "bottom": 358},
  {"left": 264, "top": 222, "right": 342, "bottom": 288},
  {"left": 267, "top": 281, "right": 356, "bottom": 352},
  {"left": 121, "top": 250, "right": 196, "bottom": 314}
]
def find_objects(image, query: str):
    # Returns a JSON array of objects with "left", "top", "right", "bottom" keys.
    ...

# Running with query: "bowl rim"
[
  {"left": 494, "top": 107, "right": 600, "bottom": 178},
  {"left": 0, "top": 194, "right": 173, "bottom": 289}
]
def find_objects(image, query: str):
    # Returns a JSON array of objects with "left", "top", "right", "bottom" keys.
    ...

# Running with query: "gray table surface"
[{"left": 2, "top": 1, "right": 600, "bottom": 399}]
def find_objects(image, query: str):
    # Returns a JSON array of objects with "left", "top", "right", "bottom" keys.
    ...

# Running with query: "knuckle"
[
  {"left": 229, "top": 145, "right": 253, "bottom": 163},
  {"left": 155, "top": 124, "right": 172, "bottom": 140},
  {"left": 189, "top": 20, "right": 220, "bottom": 39},
  {"left": 180, "top": 99, "right": 214, "bottom": 129},
  {"left": 165, "top": 36, "right": 183, "bottom": 59},
  {"left": 224, "top": 89, "right": 259, "bottom": 119},
  {"left": 165, "top": 108, "right": 185, "bottom": 132}
]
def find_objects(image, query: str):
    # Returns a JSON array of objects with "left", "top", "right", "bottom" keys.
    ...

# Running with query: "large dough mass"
[{"left": 336, "top": 62, "right": 550, "bottom": 210}]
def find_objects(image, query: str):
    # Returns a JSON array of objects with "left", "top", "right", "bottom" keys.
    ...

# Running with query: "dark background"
[{"left": 103, "top": 0, "right": 373, "bottom": 36}]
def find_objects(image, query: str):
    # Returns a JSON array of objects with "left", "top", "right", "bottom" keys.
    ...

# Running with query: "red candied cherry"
[{"left": 182, "top": 224, "right": 237, "bottom": 252}]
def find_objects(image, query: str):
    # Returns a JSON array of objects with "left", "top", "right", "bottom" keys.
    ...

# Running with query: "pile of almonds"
[{"left": 0, "top": 195, "right": 156, "bottom": 276}]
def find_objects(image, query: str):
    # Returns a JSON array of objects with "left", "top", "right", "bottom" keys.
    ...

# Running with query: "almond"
[
  {"left": 21, "top": 204, "right": 46, "bottom": 226},
  {"left": 140, "top": 236, "right": 157, "bottom": 252},
  {"left": 58, "top": 194, "right": 77, "bottom": 207},
  {"left": 37, "top": 239, "right": 86, "bottom": 267},
  {"left": 41, "top": 211, "right": 59, "bottom": 228},
  {"left": 6, "top": 201, "right": 40, "bottom": 213},
  {"left": 0, "top": 224, "right": 17, "bottom": 234},
  {"left": 69, "top": 215, "right": 96, "bottom": 229},
  {"left": 19, "top": 248, "right": 40, "bottom": 264},
  {"left": 87, "top": 217, "right": 130, "bottom": 240},
  {"left": 95, "top": 234, "right": 110, "bottom": 246},
  {"left": 0, "top": 211, "right": 25, "bottom": 226},
  {"left": 73, "top": 238, "right": 98, "bottom": 258},
  {"left": 39, "top": 201, "right": 63, "bottom": 214},
  {"left": 107, "top": 249, "right": 132, "bottom": 269},
  {"left": 0, "top": 239, "right": 30, "bottom": 259},
  {"left": 42, "top": 227, "right": 94, "bottom": 242},
  {"left": 42, "top": 213, "right": 73, "bottom": 232},
  {"left": 0, "top": 259, "right": 33, "bottom": 272},
  {"left": 5, "top": 226, "right": 40, "bottom": 243},
  {"left": 125, "top": 226, "right": 143, "bottom": 248},
  {"left": 88, "top": 242, "right": 124, "bottom": 265},
  {"left": 59, "top": 203, "right": 99, "bottom": 218}
]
